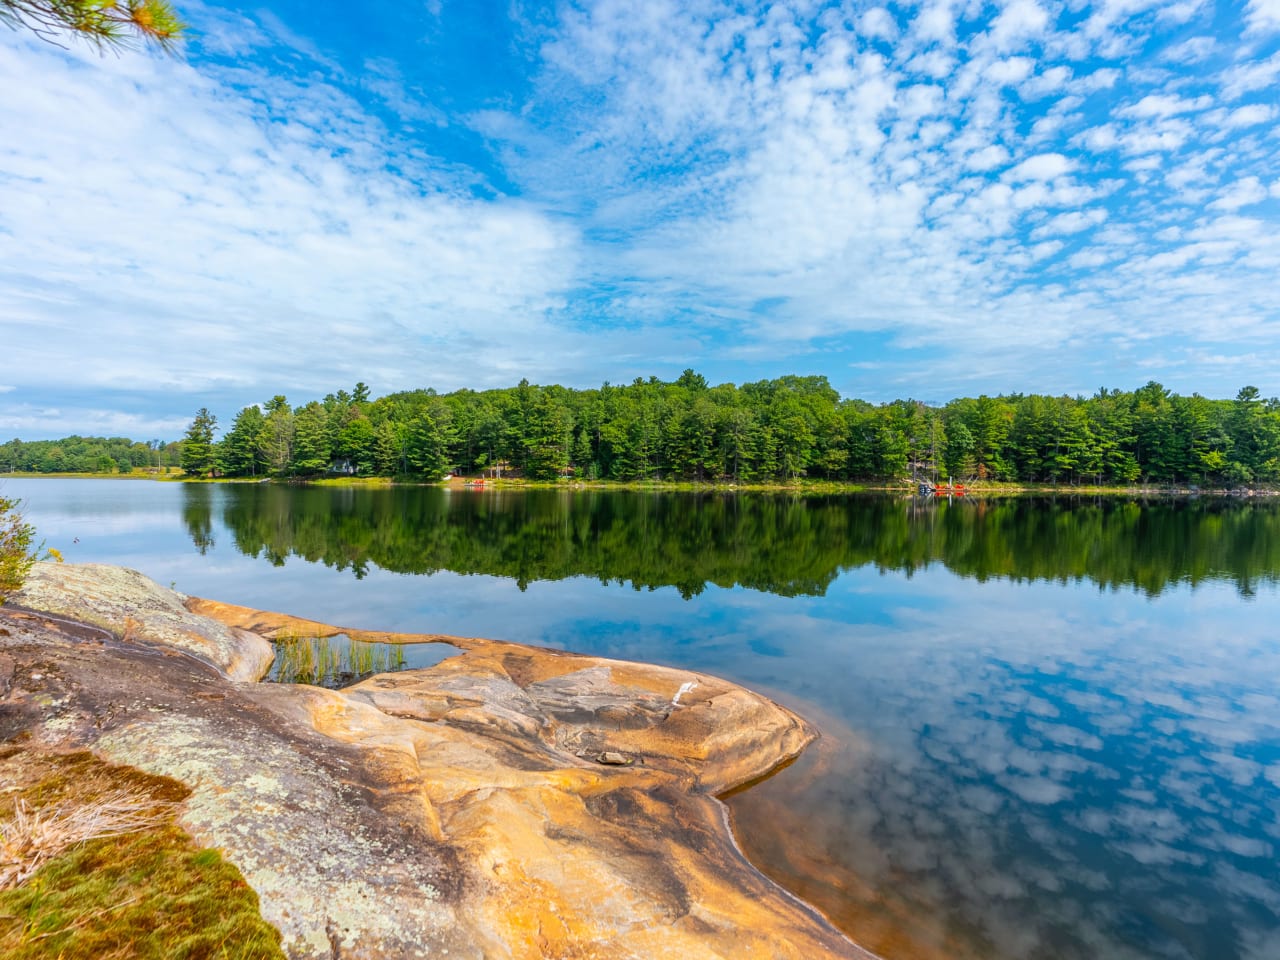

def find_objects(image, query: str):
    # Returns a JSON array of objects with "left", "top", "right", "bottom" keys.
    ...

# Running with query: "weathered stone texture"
[{"left": 2, "top": 564, "right": 876, "bottom": 959}]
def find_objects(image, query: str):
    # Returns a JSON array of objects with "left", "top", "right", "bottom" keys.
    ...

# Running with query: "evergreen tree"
[
  {"left": 220, "top": 405, "right": 266, "bottom": 477},
  {"left": 406, "top": 413, "right": 450, "bottom": 479},
  {"left": 375, "top": 421, "right": 408, "bottom": 475},
  {"left": 336, "top": 417, "right": 376, "bottom": 474},
  {"left": 260, "top": 396, "right": 295, "bottom": 475},
  {"left": 180, "top": 408, "right": 217, "bottom": 477},
  {"left": 291, "top": 403, "right": 332, "bottom": 475},
  {"left": 2, "top": 0, "right": 184, "bottom": 50}
]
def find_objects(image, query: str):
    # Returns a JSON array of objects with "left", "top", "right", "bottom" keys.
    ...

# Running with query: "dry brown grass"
[
  {"left": 0, "top": 747, "right": 284, "bottom": 959},
  {"left": 1, "top": 789, "right": 178, "bottom": 889}
]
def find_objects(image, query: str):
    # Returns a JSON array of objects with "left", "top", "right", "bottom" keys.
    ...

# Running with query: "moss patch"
[{"left": 0, "top": 749, "right": 284, "bottom": 960}]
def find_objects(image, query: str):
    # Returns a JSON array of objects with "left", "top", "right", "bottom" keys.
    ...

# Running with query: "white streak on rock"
[{"left": 672, "top": 680, "right": 698, "bottom": 707}]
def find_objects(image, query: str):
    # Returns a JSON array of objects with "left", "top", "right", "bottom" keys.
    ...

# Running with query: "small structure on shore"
[{"left": 917, "top": 479, "right": 967, "bottom": 497}]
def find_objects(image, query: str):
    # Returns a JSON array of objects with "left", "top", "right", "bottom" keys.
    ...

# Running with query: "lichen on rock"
[
  {"left": 11, "top": 563, "right": 273, "bottom": 682},
  {"left": 2, "top": 563, "right": 877, "bottom": 959}
]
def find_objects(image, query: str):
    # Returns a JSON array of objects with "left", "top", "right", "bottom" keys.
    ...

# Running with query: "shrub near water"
[
  {"left": 0, "top": 496, "right": 37, "bottom": 603},
  {"left": 0, "top": 750, "right": 284, "bottom": 960}
]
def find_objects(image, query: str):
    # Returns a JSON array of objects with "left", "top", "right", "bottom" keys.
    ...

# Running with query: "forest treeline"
[
  {"left": 7, "top": 374, "right": 1280, "bottom": 485},
  {"left": 0, "top": 435, "right": 182, "bottom": 475}
]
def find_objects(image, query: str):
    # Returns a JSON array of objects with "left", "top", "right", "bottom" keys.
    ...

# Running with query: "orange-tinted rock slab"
[{"left": 4, "top": 565, "right": 879, "bottom": 958}]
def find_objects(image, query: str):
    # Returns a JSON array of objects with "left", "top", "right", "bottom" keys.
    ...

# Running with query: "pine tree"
[
  {"left": 1, "top": 0, "right": 184, "bottom": 50},
  {"left": 180, "top": 408, "right": 217, "bottom": 478},
  {"left": 220, "top": 405, "right": 266, "bottom": 477}
]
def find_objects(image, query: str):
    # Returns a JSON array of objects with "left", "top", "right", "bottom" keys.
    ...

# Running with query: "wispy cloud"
[
  {"left": 504, "top": 0, "right": 1280, "bottom": 395},
  {"left": 0, "top": 403, "right": 190, "bottom": 437},
  {"left": 1245, "top": 0, "right": 1280, "bottom": 35},
  {"left": 2, "top": 0, "right": 1279, "bottom": 437},
  {"left": 0, "top": 17, "right": 588, "bottom": 432}
]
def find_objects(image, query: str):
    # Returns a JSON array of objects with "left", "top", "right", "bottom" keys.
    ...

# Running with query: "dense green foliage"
[
  {"left": 0, "top": 436, "right": 181, "bottom": 475},
  {"left": 0, "top": 496, "right": 37, "bottom": 602},
  {"left": 11, "top": 377, "right": 1280, "bottom": 486},
  {"left": 182, "top": 485, "right": 1280, "bottom": 599},
  {"left": 195, "top": 376, "right": 1280, "bottom": 486},
  {"left": 179, "top": 407, "right": 217, "bottom": 478}
]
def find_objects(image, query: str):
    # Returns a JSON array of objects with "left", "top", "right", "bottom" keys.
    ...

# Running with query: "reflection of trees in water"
[
  {"left": 181, "top": 484, "right": 215, "bottom": 555},
  {"left": 180, "top": 486, "right": 1280, "bottom": 599}
]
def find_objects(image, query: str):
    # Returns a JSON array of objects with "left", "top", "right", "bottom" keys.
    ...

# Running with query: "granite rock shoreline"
[{"left": 2, "top": 562, "right": 877, "bottom": 959}]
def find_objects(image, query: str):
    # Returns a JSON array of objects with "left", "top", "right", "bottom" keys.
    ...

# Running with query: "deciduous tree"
[{"left": 0, "top": 496, "right": 37, "bottom": 602}]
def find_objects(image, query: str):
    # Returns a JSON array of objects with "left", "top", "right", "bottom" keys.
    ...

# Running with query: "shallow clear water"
[
  {"left": 264, "top": 633, "right": 460, "bottom": 688},
  {"left": 6, "top": 478, "right": 1280, "bottom": 960}
]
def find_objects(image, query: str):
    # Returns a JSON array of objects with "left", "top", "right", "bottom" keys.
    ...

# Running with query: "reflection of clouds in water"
[
  {"left": 719, "top": 568, "right": 1280, "bottom": 960},
  {"left": 1026, "top": 720, "right": 1103, "bottom": 751},
  {"left": 1240, "top": 926, "right": 1280, "bottom": 960},
  {"left": 11, "top": 479, "right": 188, "bottom": 546},
  {"left": 17, "top": 481, "right": 1280, "bottom": 960},
  {"left": 1203, "top": 751, "right": 1264, "bottom": 787},
  {"left": 28, "top": 511, "right": 176, "bottom": 538},
  {"left": 997, "top": 773, "right": 1072, "bottom": 805},
  {"left": 139, "top": 553, "right": 1280, "bottom": 960}
]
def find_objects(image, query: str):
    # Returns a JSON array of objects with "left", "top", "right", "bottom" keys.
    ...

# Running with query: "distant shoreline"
[{"left": 4, "top": 471, "right": 1277, "bottom": 498}]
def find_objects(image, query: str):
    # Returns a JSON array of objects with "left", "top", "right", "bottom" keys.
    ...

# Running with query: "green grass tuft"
[{"left": 0, "top": 750, "right": 284, "bottom": 960}]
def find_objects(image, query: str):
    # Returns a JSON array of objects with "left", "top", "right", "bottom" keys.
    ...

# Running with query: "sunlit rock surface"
[
  {"left": 2, "top": 563, "right": 874, "bottom": 959},
  {"left": 10, "top": 562, "right": 274, "bottom": 682}
]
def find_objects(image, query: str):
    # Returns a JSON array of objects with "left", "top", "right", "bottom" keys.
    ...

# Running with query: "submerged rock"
[{"left": 1, "top": 563, "right": 876, "bottom": 959}]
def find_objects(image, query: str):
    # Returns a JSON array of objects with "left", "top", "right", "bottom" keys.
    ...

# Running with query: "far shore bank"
[{"left": 5, "top": 470, "right": 1278, "bottom": 499}]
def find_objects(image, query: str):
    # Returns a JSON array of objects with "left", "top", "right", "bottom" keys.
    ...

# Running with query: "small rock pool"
[{"left": 265, "top": 633, "right": 461, "bottom": 689}]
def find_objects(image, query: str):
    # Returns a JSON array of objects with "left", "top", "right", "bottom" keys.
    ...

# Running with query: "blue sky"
[{"left": 1, "top": 0, "right": 1278, "bottom": 440}]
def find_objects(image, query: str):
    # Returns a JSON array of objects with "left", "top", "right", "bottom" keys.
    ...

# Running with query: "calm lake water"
[{"left": 6, "top": 478, "right": 1280, "bottom": 960}]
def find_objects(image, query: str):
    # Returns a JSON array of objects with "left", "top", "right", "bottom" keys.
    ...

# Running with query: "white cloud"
[
  {"left": 1005, "top": 153, "right": 1073, "bottom": 181},
  {"left": 0, "top": 32, "right": 585, "bottom": 411},
  {"left": 0, "top": 404, "right": 191, "bottom": 438},
  {"left": 986, "top": 56, "right": 1036, "bottom": 86},
  {"left": 4, "top": 0, "right": 1280, "bottom": 425},
  {"left": 1220, "top": 53, "right": 1280, "bottom": 99},
  {"left": 1031, "top": 209, "right": 1108, "bottom": 238},
  {"left": 1121, "top": 93, "right": 1213, "bottom": 118},
  {"left": 859, "top": 7, "right": 899, "bottom": 41},
  {"left": 1220, "top": 104, "right": 1278, "bottom": 129},
  {"left": 988, "top": 0, "right": 1051, "bottom": 52},
  {"left": 1074, "top": 68, "right": 1122, "bottom": 92},
  {"left": 1112, "top": 121, "right": 1192, "bottom": 154},
  {"left": 1157, "top": 0, "right": 1208, "bottom": 24},
  {"left": 914, "top": 0, "right": 959, "bottom": 45},
  {"left": 1020, "top": 65, "right": 1073, "bottom": 99},
  {"left": 1078, "top": 124, "right": 1118, "bottom": 151},
  {"left": 1208, "top": 178, "right": 1269, "bottom": 211},
  {"left": 967, "top": 144, "right": 1012, "bottom": 171},
  {"left": 1068, "top": 249, "right": 1109, "bottom": 269},
  {"left": 509, "top": 0, "right": 1280, "bottom": 394},
  {"left": 1244, "top": 0, "right": 1280, "bottom": 34},
  {"left": 1161, "top": 36, "right": 1216, "bottom": 63}
]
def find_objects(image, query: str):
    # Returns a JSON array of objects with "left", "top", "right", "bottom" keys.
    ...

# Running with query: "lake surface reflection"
[{"left": 7, "top": 479, "right": 1280, "bottom": 960}]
